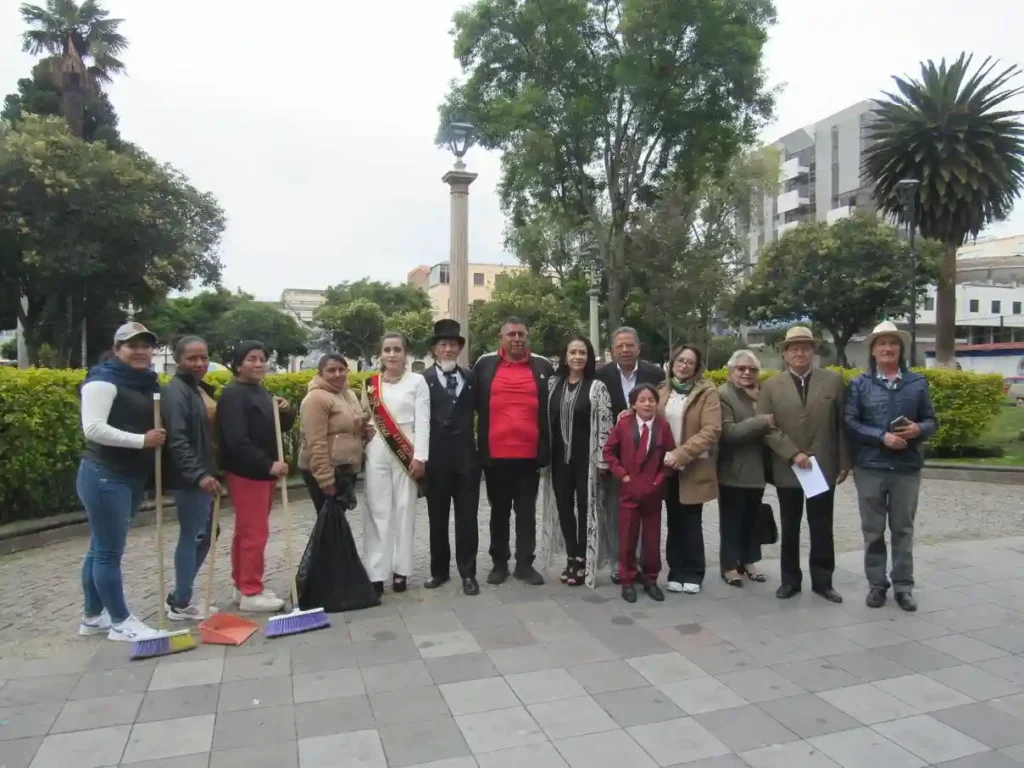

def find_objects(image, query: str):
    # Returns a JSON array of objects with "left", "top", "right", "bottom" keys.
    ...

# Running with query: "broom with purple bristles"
[
  {"left": 131, "top": 393, "right": 197, "bottom": 660},
  {"left": 265, "top": 399, "right": 329, "bottom": 639}
]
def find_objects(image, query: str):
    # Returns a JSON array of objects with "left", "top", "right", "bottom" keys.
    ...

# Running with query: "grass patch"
[{"left": 933, "top": 403, "right": 1024, "bottom": 467}]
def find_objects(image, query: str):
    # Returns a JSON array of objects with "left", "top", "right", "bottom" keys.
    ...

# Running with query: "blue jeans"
[
  {"left": 77, "top": 459, "right": 144, "bottom": 624},
  {"left": 171, "top": 488, "right": 214, "bottom": 608}
]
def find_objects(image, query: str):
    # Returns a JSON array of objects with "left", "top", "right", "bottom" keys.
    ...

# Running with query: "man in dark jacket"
[
  {"left": 423, "top": 320, "right": 480, "bottom": 596},
  {"left": 594, "top": 326, "right": 665, "bottom": 582},
  {"left": 474, "top": 317, "right": 553, "bottom": 586},
  {"left": 845, "top": 321, "right": 937, "bottom": 612}
]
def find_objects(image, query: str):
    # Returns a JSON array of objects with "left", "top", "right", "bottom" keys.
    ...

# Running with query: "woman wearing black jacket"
[
  {"left": 218, "top": 341, "right": 295, "bottom": 612},
  {"left": 162, "top": 336, "right": 221, "bottom": 621}
]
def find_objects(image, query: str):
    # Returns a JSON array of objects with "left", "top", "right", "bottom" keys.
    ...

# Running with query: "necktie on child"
[{"left": 640, "top": 422, "right": 650, "bottom": 456}]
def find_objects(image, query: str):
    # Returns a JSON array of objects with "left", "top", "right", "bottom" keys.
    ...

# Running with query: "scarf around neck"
[{"left": 669, "top": 377, "right": 695, "bottom": 396}]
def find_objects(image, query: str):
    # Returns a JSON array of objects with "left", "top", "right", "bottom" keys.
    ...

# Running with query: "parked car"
[{"left": 1005, "top": 376, "right": 1024, "bottom": 405}]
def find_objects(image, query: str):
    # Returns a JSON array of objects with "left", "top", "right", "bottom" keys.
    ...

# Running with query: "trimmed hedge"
[{"left": 0, "top": 366, "right": 1005, "bottom": 523}]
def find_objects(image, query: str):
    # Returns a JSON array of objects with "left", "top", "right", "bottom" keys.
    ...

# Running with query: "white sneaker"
[
  {"left": 666, "top": 581, "right": 684, "bottom": 593},
  {"left": 239, "top": 591, "right": 285, "bottom": 612},
  {"left": 234, "top": 587, "right": 276, "bottom": 604},
  {"left": 682, "top": 583, "right": 701, "bottom": 594},
  {"left": 167, "top": 602, "right": 219, "bottom": 622},
  {"left": 107, "top": 616, "right": 162, "bottom": 643},
  {"left": 78, "top": 609, "right": 112, "bottom": 636}
]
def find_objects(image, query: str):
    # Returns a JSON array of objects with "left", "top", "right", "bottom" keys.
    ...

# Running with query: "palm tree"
[
  {"left": 20, "top": 0, "right": 128, "bottom": 137},
  {"left": 863, "top": 54, "right": 1024, "bottom": 367}
]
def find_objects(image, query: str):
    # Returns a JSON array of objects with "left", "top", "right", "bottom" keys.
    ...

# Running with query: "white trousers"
[{"left": 363, "top": 432, "right": 418, "bottom": 582}]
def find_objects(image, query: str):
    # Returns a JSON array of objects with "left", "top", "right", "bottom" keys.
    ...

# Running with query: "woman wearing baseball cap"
[{"left": 76, "top": 322, "right": 167, "bottom": 643}]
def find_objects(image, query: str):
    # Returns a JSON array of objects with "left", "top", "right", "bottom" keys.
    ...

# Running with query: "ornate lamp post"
[
  {"left": 895, "top": 178, "right": 921, "bottom": 366},
  {"left": 441, "top": 122, "right": 477, "bottom": 368}
]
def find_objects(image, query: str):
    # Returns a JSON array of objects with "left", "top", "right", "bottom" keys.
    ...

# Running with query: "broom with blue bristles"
[
  {"left": 131, "top": 393, "right": 197, "bottom": 660},
  {"left": 266, "top": 399, "right": 329, "bottom": 639}
]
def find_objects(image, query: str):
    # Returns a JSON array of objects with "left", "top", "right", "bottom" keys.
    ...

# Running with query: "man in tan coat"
[{"left": 761, "top": 327, "right": 850, "bottom": 603}]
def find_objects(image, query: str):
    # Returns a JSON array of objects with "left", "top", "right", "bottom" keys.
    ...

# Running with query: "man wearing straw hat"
[
  {"left": 761, "top": 326, "right": 850, "bottom": 603},
  {"left": 844, "top": 321, "right": 936, "bottom": 612}
]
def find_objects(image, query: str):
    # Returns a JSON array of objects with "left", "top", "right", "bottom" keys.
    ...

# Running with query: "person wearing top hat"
[
  {"left": 761, "top": 326, "right": 851, "bottom": 604},
  {"left": 844, "top": 321, "right": 936, "bottom": 612},
  {"left": 422, "top": 319, "right": 481, "bottom": 595}
]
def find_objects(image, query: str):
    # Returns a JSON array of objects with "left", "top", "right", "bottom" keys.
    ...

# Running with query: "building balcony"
[
  {"left": 777, "top": 189, "right": 811, "bottom": 214},
  {"left": 826, "top": 205, "right": 853, "bottom": 224},
  {"left": 781, "top": 157, "right": 809, "bottom": 181},
  {"left": 777, "top": 220, "right": 802, "bottom": 237}
]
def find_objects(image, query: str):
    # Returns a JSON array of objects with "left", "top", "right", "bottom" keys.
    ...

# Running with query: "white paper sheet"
[{"left": 792, "top": 456, "right": 830, "bottom": 498}]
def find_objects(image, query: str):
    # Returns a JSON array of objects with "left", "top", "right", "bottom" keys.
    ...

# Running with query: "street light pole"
[
  {"left": 442, "top": 122, "right": 477, "bottom": 369},
  {"left": 896, "top": 178, "right": 921, "bottom": 367},
  {"left": 588, "top": 267, "right": 600, "bottom": 353}
]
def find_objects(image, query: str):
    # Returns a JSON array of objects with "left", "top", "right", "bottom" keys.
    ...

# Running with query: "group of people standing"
[{"left": 74, "top": 312, "right": 936, "bottom": 643}]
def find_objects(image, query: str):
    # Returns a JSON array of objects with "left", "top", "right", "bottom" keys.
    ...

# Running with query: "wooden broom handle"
[
  {"left": 203, "top": 493, "right": 220, "bottom": 618},
  {"left": 272, "top": 402, "right": 298, "bottom": 609},
  {"left": 153, "top": 394, "right": 165, "bottom": 630}
]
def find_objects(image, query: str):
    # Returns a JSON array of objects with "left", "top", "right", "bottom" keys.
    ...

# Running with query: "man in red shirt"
[{"left": 473, "top": 317, "right": 554, "bottom": 586}]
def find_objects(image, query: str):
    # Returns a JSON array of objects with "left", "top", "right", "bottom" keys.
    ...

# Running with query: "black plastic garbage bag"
[{"left": 296, "top": 496, "right": 380, "bottom": 613}]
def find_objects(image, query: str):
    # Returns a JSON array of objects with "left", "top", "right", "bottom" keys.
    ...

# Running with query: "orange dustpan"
[{"left": 198, "top": 494, "right": 259, "bottom": 646}]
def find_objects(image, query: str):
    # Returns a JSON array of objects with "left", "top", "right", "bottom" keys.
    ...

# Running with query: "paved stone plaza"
[{"left": 3, "top": 478, "right": 1024, "bottom": 766}]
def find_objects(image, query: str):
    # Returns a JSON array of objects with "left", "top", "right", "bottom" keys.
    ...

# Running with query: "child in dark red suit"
[{"left": 603, "top": 384, "right": 675, "bottom": 602}]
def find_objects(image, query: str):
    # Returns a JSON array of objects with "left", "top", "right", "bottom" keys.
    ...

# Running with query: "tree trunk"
[
  {"left": 933, "top": 241, "right": 958, "bottom": 368},
  {"left": 61, "top": 80, "right": 86, "bottom": 138}
]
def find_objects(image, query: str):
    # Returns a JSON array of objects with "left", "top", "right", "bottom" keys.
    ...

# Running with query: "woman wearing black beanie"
[{"left": 218, "top": 341, "right": 295, "bottom": 612}]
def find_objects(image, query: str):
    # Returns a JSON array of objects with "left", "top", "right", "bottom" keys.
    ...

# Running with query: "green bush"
[
  {"left": 0, "top": 365, "right": 1006, "bottom": 523},
  {"left": 0, "top": 367, "right": 372, "bottom": 524}
]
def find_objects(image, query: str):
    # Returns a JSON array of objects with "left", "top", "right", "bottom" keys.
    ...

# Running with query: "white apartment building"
[
  {"left": 280, "top": 288, "right": 327, "bottom": 326},
  {"left": 743, "top": 100, "right": 878, "bottom": 270}
]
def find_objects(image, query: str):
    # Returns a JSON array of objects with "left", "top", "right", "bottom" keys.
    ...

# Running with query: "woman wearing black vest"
[{"left": 77, "top": 322, "right": 167, "bottom": 643}]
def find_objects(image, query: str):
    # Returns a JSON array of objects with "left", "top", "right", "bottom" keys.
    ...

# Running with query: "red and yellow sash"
[{"left": 365, "top": 374, "right": 425, "bottom": 491}]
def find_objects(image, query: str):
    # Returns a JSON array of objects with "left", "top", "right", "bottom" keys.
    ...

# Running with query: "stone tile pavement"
[
  {"left": 1, "top": 476, "right": 1022, "bottom": 660},
  {"left": 4, "top": 477, "right": 1024, "bottom": 766}
]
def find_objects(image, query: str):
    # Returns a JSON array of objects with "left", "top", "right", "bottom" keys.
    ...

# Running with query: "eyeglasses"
[{"left": 735, "top": 366, "right": 759, "bottom": 373}]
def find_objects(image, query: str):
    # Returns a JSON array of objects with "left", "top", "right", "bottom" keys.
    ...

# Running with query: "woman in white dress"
[{"left": 361, "top": 332, "right": 430, "bottom": 596}]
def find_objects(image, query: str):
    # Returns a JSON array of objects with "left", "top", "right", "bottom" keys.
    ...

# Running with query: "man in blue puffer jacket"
[{"left": 845, "top": 321, "right": 937, "bottom": 613}]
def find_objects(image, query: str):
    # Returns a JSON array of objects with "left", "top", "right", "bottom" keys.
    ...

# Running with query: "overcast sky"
[{"left": 1, "top": 0, "right": 1022, "bottom": 300}]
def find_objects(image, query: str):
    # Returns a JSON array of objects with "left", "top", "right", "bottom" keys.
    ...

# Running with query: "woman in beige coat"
[
  {"left": 299, "top": 353, "right": 368, "bottom": 513},
  {"left": 657, "top": 344, "right": 721, "bottom": 594}
]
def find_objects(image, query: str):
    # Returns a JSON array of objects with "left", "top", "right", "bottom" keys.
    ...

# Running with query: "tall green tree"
[
  {"left": 20, "top": 0, "right": 128, "bottom": 137},
  {"left": 469, "top": 271, "right": 585, "bottom": 361},
  {"left": 323, "top": 278, "right": 431, "bottom": 317},
  {"left": 729, "top": 215, "right": 940, "bottom": 366},
  {"left": 214, "top": 301, "right": 309, "bottom": 364},
  {"left": 627, "top": 148, "right": 782, "bottom": 359},
  {"left": 863, "top": 54, "right": 1024, "bottom": 367},
  {"left": 2, "top": 62, "right": 121, "bottom": 148},
  {"left": 314, "top": 299, "right": 387, "bottom": 362},
  {"left": 140, "top": 289, "right": 253, "bottom": 345},
  {"left": 0, "top": 114, "right": 225, "bottom": 366},
  {"left": 438, "top": 0, "right": 776, "bottom": 330}
]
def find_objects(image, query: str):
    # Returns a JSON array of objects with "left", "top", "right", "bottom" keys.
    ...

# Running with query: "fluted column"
[{"left": 442, "top": 164, "right": 477, "bottom": 368}]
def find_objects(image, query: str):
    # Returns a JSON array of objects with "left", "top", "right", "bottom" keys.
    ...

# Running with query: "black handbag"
[{"left": 758, "top": 503, "right": 779, "bottom": 545}]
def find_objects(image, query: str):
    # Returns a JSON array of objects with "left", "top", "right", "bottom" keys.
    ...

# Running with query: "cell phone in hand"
[{"left": 890, "top": 416, "right": 911, "bottom": 430}]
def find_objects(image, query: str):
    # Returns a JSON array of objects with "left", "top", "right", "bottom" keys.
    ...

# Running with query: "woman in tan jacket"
[
  {"left": 657, "top": 344, "right": 722, "bottom": 594},
  {"left": 299, "top": 353, "right": 368, "bottom": 513}
]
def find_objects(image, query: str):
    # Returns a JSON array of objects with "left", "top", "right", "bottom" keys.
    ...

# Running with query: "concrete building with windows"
[
  {"left": 408, "top": 261, "right": 526, "bottom": 320},
  {"left": 280, "top": 288, "right": 327, "bottom": 325},
  {"left": 743, "top": 100, "right": 878, "bottom": 270}
]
